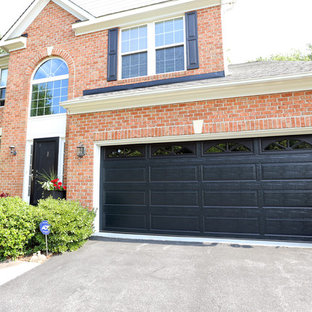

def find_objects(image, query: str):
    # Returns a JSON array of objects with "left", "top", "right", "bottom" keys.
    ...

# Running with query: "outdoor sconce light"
[
  {"left": 77, "top": 143, "right": 86, "bottom": 158},
  {"left": 9, "top": 146, "right": 17, "bottom": 156}
]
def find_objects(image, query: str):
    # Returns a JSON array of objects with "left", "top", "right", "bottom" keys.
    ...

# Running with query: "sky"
[{"left": 0, "top": 0, "right": 312, "bottom": 63}]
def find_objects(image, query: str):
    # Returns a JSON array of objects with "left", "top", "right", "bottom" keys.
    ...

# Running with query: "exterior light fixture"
[
  {"left": 77, "top": 143, "right": 86, "bottom": 158},
  {"left": 9, "top": 146, "right": 17, "bottom": 156}
]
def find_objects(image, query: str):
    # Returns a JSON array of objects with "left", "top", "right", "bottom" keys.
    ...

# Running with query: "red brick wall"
[
  {"left": 0, "top": 1, "right": 224, "bottom": 196},
  {"left": 1, "top": 0, "right": 311, "bottom": 209},
  {"left": 66, "top": 90, "right": 312, "bottom": 208},
  {"left": 0, "top": 107, "right": 3, "bottom": 128}
]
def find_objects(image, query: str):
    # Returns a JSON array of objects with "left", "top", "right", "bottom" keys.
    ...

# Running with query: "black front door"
[{"left": 30, "top": 137, "right": 59, "bottom": 205}]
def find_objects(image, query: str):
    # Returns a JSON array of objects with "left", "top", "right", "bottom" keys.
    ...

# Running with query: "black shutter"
[
  {"left": 185, "top": 11, "right": 199, "bottom": 70},
  {"left": 107, "top": 28, "right": 118, "bottom": 81}
]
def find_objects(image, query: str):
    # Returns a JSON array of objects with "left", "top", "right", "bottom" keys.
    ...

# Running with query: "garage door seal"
[{"left": 91, "top": 232, "right": 312, "bottom": 249}]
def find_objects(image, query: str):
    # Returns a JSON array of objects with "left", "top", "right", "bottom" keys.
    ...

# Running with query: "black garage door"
[{"left": 100, "top": 136, "right": 312, "bottom": 241}]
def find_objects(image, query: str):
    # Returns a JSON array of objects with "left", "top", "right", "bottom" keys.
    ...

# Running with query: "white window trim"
[
  {"left": 29, "top": 57, "right": 69, "bottom": 118},
  {"left": 118, "top": 15, "right": 187, "bottom": 80},
  {"left": 0, "top": 68, "right": 8, "bottom": 105}
]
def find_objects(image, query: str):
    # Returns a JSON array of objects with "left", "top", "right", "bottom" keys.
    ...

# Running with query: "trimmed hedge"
[
  {"left": 33, "top": 198, "right": 96, "bottom": 253},
  {"left": 0, "top": 197, "right": 95, "bottom": 260},
  {"left": 0, "top": 197, "right": 40, "bottom": 260}
]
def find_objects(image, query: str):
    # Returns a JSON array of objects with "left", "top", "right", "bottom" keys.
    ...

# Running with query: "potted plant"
[{"left": 38, "top": 171, "right": 67, "bottom": 200}]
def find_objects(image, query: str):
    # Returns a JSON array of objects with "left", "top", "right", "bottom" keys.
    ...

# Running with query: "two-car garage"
[{"left": 100, "top": 135, "right": 312, "bottom": 241}]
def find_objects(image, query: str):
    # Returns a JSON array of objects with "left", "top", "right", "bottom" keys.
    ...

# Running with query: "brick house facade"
[{"left": 0, "top": 0, "right": 312, "bottom": 240}]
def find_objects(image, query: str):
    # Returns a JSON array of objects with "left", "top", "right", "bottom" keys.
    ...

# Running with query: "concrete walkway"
[
  {"left": 0, "top": 261, "right": 40, "bottom": 286},
  {"left": 0, "top": 240, "right": 311, "bottom": 312}
]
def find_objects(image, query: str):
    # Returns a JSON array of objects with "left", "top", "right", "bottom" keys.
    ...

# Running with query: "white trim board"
[
  {"left": 73, "top": 0, "right": 220, "bottom": 36},
  {"left": 0, "top": 0, "right": 93, "bottom": 43},
  {"left": 0, "top": 37, "right": 27, "bottom": 53},
  {"left": 92, "top": 232, "right": 312, "bottom": 249},
  {"left": 62, "top": 72, "right": 312, "bottom": 115},
  {"left": 93, "top": 127, "right": 312, "bottom": 147},
  {"left": 0, "top": 55, "right": 9, "bottom": 68}
]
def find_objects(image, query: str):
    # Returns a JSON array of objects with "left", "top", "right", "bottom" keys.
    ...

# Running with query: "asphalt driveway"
[{"left": 0, "top": 239, "right": 311, "bottom": 312}]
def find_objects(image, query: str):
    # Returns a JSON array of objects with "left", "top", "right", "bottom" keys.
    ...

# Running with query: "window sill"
[
  {"left": 29, "top": 113, "right": 67, "bottom": 120},
  {"left": 118, "top": 69, "right": 187, "bottom": 82}
]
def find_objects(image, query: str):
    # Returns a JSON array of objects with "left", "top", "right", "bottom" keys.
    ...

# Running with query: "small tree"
[{"left": 256, "top": 44, "right": 312, "bottom": 62}]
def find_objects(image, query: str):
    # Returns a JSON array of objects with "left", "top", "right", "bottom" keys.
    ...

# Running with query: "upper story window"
[
  {"left": 121, "top": 25, "right": 148, "bottom": 79},
  {"left": 31, "top": 58, "right": 68, "bottom": 117},
  {"left": 0, "top": 68, "right": 8, "bottom": 107},
  {"left": 155, "top": 18, "right": 185, "bottom": 74},
  {"left": 120, "top": 17, "right": 185, "bottom": 79}
]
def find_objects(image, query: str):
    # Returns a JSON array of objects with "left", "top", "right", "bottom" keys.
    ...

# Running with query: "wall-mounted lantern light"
[
  {"left": 9, "top": 146, "right": 17, "bottom": 156},
  {"left": 77, "top": 143, "right": 86, "bottom": 158}
]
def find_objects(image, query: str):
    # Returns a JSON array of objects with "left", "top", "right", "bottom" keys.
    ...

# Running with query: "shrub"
[
  {"left": 0, "top": 197, "right": 40, "bottom": 260},
  {"left": 33, "top": 198, "right": 96, "bottom": 253},
  {"left": 0, "top": 192, "right": 9, "bottom": 198}
]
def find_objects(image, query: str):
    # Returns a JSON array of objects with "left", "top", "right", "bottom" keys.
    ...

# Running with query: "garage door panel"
[
  {"left": 203, "top": 164, "right": 256, "bottom": 181},
  {"left": 105, "top": 191, "right": 146, "bottom": 205},
  {"left": 103, "top": 183, "right": 148, "bottom": 191},
  {"left": 151, "top": 206, "right": 201, "bottom": 216},
  {"left": 204, "top": 217, "right": 260, "bottom": 235},
  {"left": 104, "top": 205, "right": 147, "bottom": 215},
  {"left": 265, "top": 220, "right": 312, "bottom": 236},
  {"left": 151, "top": 191, "right": 199, "bottom": 206},
  {"left": 202, "top": 181, "right": 259, "bottom": 191},
  {"left": 204, "top": 207, "right": 260, "bottom": 218},
  {"left": 265, "top": 207, "right": 312, "bottom": 219},
  {"left": 263, "top": 190, "right": 312, "bottom": 207},
  {"left": 106, "top": 214, "right": 147, "bottom": 230},
  {"left": 150, "top": 183, "right": 199, "bottom": 190},
  {"left": 105, "top": 168, "right": 147, "bottom": 182},
  {"left": 150, "top": 166, "right": 198, "bottom": 182},
  {"left": 151, "top": 216, "right": 200, "bottom": 232},
  {"left": 261, "top": 163, "right": 312, "bottom": 180},
  {"left": 203, "top": 191, "right": 258, "bottom": 207},
  {"left": 261, "top": 180, "right": 312, "bottom": 190}
]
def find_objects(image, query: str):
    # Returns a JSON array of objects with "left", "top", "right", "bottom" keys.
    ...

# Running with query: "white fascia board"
[
  {"left": 2, "top": 0, "right": 49, "bottom": 41},
  {"left": 0, "top": 127, "right": 2, "bottom": 136},
  {"left": 0, "top": 37, "right": 27, "bottom": 53},
  {"left": 73, "top": 0, "right": 221, "bottom": 36},
  {"left": 0, "top": 54, "right": 9, "bottom": 67},
  {"left": 2, "top": 0, "right": 93, "bottom": 42},
  {"left": 61, "top": 73, "right": 312, "bottom": 115},
  {"left": 52, "top": 0, "right": 94, "bottom": 20}
]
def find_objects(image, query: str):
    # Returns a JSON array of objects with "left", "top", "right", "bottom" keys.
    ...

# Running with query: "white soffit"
[
  {"left": 0, "top": 37, "right": 27, "bottom": 53},
  {"left": 1, "top": 0, "right": 94, "bottom": 42},
  {"left": 73, "top": 0, "right": 221, "bottom": 36},
  {"left": 0, "top": 54, "right": 9, "bottom": 67},
  {"left": 61, "top": 73, "right": 312, "bottom": 115}
]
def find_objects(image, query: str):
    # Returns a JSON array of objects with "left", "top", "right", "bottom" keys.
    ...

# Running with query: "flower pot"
[{"left": 43, "top": 190, "right": 66, "bottom": 200}]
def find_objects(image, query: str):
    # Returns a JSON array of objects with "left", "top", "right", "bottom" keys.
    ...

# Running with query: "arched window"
[{"left": 31, "top": 58, "right": 69, "bottom": 117}]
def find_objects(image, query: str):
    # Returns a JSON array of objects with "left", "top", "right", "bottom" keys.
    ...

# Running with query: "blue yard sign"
[
  {"left": 40, "top": 220, "right": 51, "bottom": 235},
  {"left": 40, "top": 220, "right": 51, "bottom": 256}
]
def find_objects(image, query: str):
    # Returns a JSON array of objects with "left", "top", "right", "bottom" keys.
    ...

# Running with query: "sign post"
[{"left": 39, "top": 220, "right": 51, "bottom": 257}]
